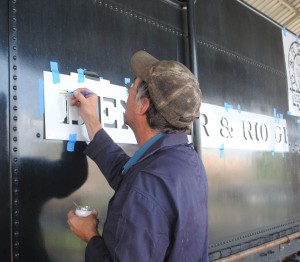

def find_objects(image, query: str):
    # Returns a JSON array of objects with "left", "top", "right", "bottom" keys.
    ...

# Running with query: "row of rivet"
[
  {"left": 198, "top": 39, "right": 286, "bottom": 77},
  {"left": 10, "top": 0, "right": 19, "bottom": 260},
  {"left": 94, "top": 0, "right": 185, "bottom": 37},
  {"left": 209, "top": 220, "right": 300, "bottom": 250}
]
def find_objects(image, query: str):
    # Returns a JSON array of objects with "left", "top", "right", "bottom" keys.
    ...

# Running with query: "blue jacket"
[{"left": 84, "top": 129, "right": 208, "bottom": 262}]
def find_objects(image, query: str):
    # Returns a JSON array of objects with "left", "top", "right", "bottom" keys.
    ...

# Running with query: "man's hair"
[{"left": 136, "top": 81, "right": 190, "bottom": 134}]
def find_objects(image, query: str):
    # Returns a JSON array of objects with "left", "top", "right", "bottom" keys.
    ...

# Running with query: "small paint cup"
[{"left": 75, "top": 205, "right": 97, "bottom": 217}]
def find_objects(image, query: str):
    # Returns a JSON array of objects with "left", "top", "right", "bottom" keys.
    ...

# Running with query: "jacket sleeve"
[
  {"left": 90, "top": 187, "right": 170, "bottom": 262},
  {"left": 85, "top": 236, "right": 113, "bottom": 262},
  {"left": 84, "top": 129, "right": 130, "bottom": 191}
]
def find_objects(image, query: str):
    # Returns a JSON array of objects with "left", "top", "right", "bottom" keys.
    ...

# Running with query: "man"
[{"left": 67, "top": 50, "right": 208, "bottom": 261}]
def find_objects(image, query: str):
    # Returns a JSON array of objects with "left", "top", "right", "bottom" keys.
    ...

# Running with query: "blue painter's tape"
[
  {"left": 237, "top": 104, "right": 241, "bottom": 113},
  {"left": 282, "top": 26, "right": 286, "bottom": 36},
  {"left": 124, "top": 78, "right": 131, "bottom": 96},
  {"left": 296, "top": 119, "right": 300, "bottom": 124},
  {"left": 50, "top": 61, "right": 60, "bottom": 84},
  {"left": 282, "top": 152, "right": 285, "bottom": 158},
  {"left": 50, "top": 61, "right": 58, "bottom": 71},
  {"left": 224, "top": 102, "right": 233, "bottom": 112},
  {"left": 273, "top": 108, "right": 277, "bottom": 118},
  {"left": 77, "top": 68, "right": 85, "bottom": 83},
  {"left": 124, "top": 78, "right": 131, "bottom": 85},
  {"left": 271, "top": 148, "right": 275, "bottom": 157},
  {"left": 276, "top": 114, "right": 280, "bottom": 123},
  {"left": 67, "top": 133, "right": 77, "bottom": 152},
  {"left": 219, "top": 144, "right": 224, "bottom": 158},
  {"left": 38, "top": 79, "right": 44, "bottom": 114}
]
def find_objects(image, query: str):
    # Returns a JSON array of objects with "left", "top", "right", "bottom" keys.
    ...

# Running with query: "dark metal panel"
[
  {"left": 12, "top": 0, "right": 186, "bottom": 261},
  {"left": 0, "top": 1, "right": 11, "bottom": 261},
  {"left": 196, "top": 0, "right": 286, "bottom": 113},
  {"left": 193, "top": 0, "right": 300, "bottom": 256}
]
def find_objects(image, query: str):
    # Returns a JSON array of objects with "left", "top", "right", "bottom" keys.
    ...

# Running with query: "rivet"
[
  {"left": 13, "top": 126, "right": 17, "bottom": 131},
  {"left": 13, "top": 65, "right": 17, "bottom": 70},
  {"left": 14, "top": 241, "right": 19, "bottom": 247},
  {"left": 14, "top": 157, "right": 18, "bottom": 162},
  {"left": 12, "top": 8, "right": 16, "bottom": 13},
  {"left": 12, "top": 17, "right": 16, "bottom": 22},
  {"left": 13, "top": 105, "right": 17, "bottom": 110},
  {"left": 13, "top": 85, "right": 17, "bottom": 90},
  {"left": 13, "top": 116, "right": 17, "bottom": 121},
  {"left": 12, "top": 36, "right": 16, "bottom": 40},
  {"left": 13, "top": 75, "right": 17, "bottom": 80},
  {"left": 14, "top": 231, "right": 19, "bottom": 237},
  {"left": 13, "top": 46, "right": 17, "bottom": 50},
  {"left": 14, "top": 220, "right": 19, "bottom": 226},
  {"left": 12, "top": 27, "right": 16, "bottom": 32},
  {"left": 13, "top": 95, "right": 17, "bottom": 100},
  {"left": 13, "top": 188, "right": 19, "bottom": 194},
  {"left": 13, "top": 147, "right": 17, "bottom": 152},
  {"left": 13, "top": 137, "right": 17, "bottom": 141},
  {"left": 13, "top": 55, "right": 17, "bottom": 60},
  {"left": 36, "top": 133, "right": 41, "bottom": 138}
]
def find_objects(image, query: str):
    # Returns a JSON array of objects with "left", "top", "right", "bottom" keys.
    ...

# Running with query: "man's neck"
[{"left": 135, "top": 127, "right": 159, "bottom": 147}]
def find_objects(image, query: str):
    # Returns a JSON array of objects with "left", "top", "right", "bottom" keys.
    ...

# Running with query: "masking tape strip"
[
  {"left": 67, "top": 133, "right": 77, "bottom": 152},
  {"left": 282, "top": 26, "right": 286, "bottom": 36},
  {"left": 219, "top": 144, "right": 224, "bottom": 158},
  {"left": 124, "top": 78, "right": 131, "bottom": 85},
  {"left": 77, "top": 68, "right": 85, "bottom": 83},
  {"left": 224, "top": 102, "right": 233, "bottom": 112},
  {"left": 50, "top": 61, "right": 60, "bottom": 84}
]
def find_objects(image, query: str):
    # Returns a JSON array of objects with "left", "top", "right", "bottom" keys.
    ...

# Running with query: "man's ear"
[{"left": 138, "top": 97, "right": 150, "bottom": 115}]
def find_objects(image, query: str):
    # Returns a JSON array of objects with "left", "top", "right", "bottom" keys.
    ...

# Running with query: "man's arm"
[{"left": 84, "top": 129, "right": 129, "bottom": 190}]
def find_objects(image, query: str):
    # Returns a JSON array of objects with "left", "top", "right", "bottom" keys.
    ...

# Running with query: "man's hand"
[
  {"left": 67, "top": 210, "right": 100, "bottom": 243},
  {"left": 70, "top": 88, "right": 102, "bottom": 140}
]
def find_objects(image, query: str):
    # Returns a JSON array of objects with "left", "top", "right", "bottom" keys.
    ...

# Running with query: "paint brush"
[
  {"left": 72, "top": 200, "right": 79, "bottom": 208},
  {"left": 59, "top": 90, "right": 94, "bottom": 96}
]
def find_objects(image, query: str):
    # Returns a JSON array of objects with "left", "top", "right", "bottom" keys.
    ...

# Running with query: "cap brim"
[{"left": 130, "top": 50, "right": 159, "bottom": 82}]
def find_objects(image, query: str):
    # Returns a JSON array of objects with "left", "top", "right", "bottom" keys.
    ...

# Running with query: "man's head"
[{"left": 130, "top": 50, "right": 202, "bottom": 133}]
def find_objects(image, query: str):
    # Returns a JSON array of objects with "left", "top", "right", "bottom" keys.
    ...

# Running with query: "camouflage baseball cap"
[{"left": 130, "top": 50, "right": 201, "bottom": 129}]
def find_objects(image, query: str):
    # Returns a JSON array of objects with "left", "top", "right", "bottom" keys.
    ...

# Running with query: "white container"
[{"left": 75, "top": 205, "right": 93, "bottom": 217}]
